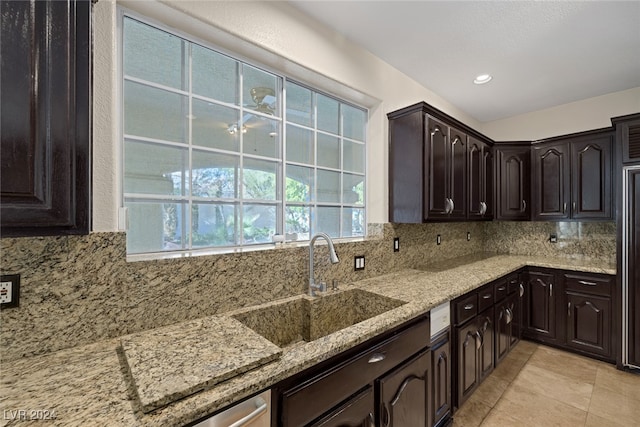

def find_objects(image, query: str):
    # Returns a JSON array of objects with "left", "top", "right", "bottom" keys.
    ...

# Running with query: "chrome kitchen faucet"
[{"left": 308, "top": 233, "right": 339, "bottom": 296}]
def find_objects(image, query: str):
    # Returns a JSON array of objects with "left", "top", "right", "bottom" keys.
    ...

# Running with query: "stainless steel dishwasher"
[{"left": 192, "top": 390, "right": 270, "bottom": 427}]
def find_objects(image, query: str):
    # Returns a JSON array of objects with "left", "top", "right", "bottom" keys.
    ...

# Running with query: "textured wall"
[{"left": 0, "top": 220, "right": 614, "bottom": 362}]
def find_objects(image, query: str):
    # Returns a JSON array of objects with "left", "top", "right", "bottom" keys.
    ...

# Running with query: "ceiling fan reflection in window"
[{"left": 228, "top": 87, "right": 277, "bottom": 137}]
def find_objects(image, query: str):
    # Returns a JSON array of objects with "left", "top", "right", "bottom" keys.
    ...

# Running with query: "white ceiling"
[{"left": 289, "top": 1, "right": 640, "bottom": 123}]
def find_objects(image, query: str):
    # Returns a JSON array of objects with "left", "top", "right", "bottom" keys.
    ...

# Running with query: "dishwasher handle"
[{"left": 228, "top": 397, "right": 268, "bottom": 427}]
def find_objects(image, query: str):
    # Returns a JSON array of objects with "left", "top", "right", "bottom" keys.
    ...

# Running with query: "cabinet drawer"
[
  {"left": 564, "top": 273, "right": 613, "bottom": 297},
  {"left": 281, "top": 316, "right": 429, "bottom": 427},
  {"left": 454, "top": 294, "right": 478, "bottom": 326},
  {"left": 494, "top": 279, "right": 508, "bottom": 302},
  {"left": 478, "top": 286, "right": 494, "bottom": 312}
]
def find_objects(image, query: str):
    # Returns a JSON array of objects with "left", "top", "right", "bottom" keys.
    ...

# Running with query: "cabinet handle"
[
  {"left": 482, "top": 293, "right": 492, "bottom": 299},
  {"left": 563, "top": 202, "right": 567, "bottom": 214},
  {"left": 519, "top": 283, "right": 524, "bottom": 297},
  {"left": 368, "top": 412, "right": 375, "bottom": 427},
  {"left": 475, "top": 331, "right": 483, "bottom": 350},
  {"left": 444, "top": 198, "right": 451, "bottom": 214},
  {"left": 578, "top": 280, "right": 597, "bottom": 286},
  {"left": 480, "top": 201, "right": 487, "bottom": 215},
  {"left": 368, "top": 353, "right": 386, "bottom": 364},
  {"left": 228, "top": 397, "right": 268, "bottom": 427},
  {"left": 498, "top": 286, "right": 506, "bottom": 292},
  {"left": 573, "top": 201, "right": 577, "bottom": 212},
  {"left": 568, "top": 302, "right": 571, "bottom": 316},
  {"left": 450, "top": 198, "right": 455, "bottom": 213},
  {"left": 506, "top": 308, "right": 513, "bottom": 324},
  {"left": 464, "top": 304, "right": 474, "bottom": 310},
  {"left": 381, "top": 403, "right": 390, "bottom": 427},
  {"left": 522, "top": 199, "right": 527, "bottom": 212},
  {"left": 549, "top": 283, "right": 553, "bottom": 297}
]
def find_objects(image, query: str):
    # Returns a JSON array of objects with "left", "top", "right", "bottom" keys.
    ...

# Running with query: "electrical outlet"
[
  {"left": 0, "top": 274, "right": 20, "bottom": 308},
  {"left": 467, "top": 232, "right": 471, "bottom": 241},
  {"left": 549, "top": 234, "right": 558, "bottom": 243},
  {"left": 393, "top": 237, "right": 400, "bottom": 252},
  {"left": 437, "top": 234, "right": 442, "bottom": 245},
  {"left": 354, "top": 255, "right": 365, "bottom": 271}
]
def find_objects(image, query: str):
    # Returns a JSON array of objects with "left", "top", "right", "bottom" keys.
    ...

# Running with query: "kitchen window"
[{"left": 121, "top": 16, "right": 366, "bottom": 256}]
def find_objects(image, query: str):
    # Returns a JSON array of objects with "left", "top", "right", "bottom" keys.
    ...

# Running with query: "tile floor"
[{"left": 452, "top": 340, "right": 640, "bottom": 427}]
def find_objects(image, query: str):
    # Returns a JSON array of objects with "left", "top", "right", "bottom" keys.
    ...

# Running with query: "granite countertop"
[{"left": 0, "top": 255, "right": 615, "bottom": 427}]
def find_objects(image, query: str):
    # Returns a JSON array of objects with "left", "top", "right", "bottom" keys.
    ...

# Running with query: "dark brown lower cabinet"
[
  {"left": 311, "top": 387, "right": 374, "bottom": 427},
  {"left": 477, "top": 308, "right": 495, "bottom": 382},
  {"left": 275, "top": 316, "right": 432, "bottom": 427},
  {"left": 496, "top": 293, "right": 521, "bottom": 365},
  {"left": 565, "top": 292, "right": 611, "bottom": 358},
  {"left": 378, "top": 349, "right": 432, "bottom": 427},
  {"left": 431, "top": 332, "right": 451, "bottom": 427},
  {"left": 455, "top": 320, "right": 480, "bottom": 407},
  {"left": 522, "top": 269, "right": 615, "bottom": 362},
  {"left": 523, "top": 269, "right": 559, "bottom": 344}
]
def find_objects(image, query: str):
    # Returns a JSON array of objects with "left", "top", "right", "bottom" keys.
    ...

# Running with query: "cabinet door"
[
  {"left": 431, "top": 336, "right": 451, "bottom": 427},
  {"left": 0, "top": 0, "right": 91, "bottom": 236},
  {"left": 483, "top": 145, "right": 494, "bottom": 219},
  {"left": 427, "top": 117, "right": 451, "bottom": 219},
  {"left": 455, "top": 322, "right": 479, "bottom": 408},
  {"left": 495, "top": 302, "right": 510, "bottom": 365},
  {"left": 449, "top": 127, "right": 467, "bottom": 219},
  {"left": 627, "top": 168, "right": 640, "bottom": 367},
  {"left": 507, "top": 293, "right": 521, "bottom": 348},
  {"left": 468, "top": 140, "right": 483, "bottom": 219},
  {"left": 468, "top": 138, "right": 492, "bottom": 220},
  {"left": 566, "top": 292, "right": 611, "bottom": 359},
  {"left": 496, "top": 146, "right": 530, "bottom": 220},
  {"left": 379, "top": 350, "right": 431, "bottom": 427},
  {"left": 523, "top": 271, "right": 558, "bottom": 342},
  {"left": 311, "top": 387, "right": 374, "bottom": 427},
  {"left": 532, "top": 143, "right": 570, "bottom": 220},
  {"left": 477, "top": 308, "right": 494, "bottom": 381},
  {"left": 570, "top": 135, "right": 613, "bottom": 219}
]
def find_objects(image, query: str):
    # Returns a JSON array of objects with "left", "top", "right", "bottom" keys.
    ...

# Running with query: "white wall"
[
  {"left": 93, "top": 0, "right": 640, "bottom": 232},
  {"left": 481, "top": 87, "right": 640, "bottom": 141}
]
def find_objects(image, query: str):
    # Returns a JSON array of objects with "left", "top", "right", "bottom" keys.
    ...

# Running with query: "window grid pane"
[{"left": 123, "top": 15, "right": 366, "bottom": 254}]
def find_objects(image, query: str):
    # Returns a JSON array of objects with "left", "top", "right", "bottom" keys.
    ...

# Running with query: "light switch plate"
[{"left": 354, "top": 255, "right": 365, "bottom": 271}]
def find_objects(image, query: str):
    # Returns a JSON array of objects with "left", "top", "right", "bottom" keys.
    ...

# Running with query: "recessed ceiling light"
[{"left": 473, "top": 74, "right": 493, "bottom": 85}]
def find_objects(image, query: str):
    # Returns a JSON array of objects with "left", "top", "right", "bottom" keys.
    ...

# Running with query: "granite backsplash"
[{"left": 0, "top": 221, "right": 614, "bottom": 362}]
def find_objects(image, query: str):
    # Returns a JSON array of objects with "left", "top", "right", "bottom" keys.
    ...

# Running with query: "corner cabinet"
[
  {"left": 495, "top": 144, "right": 531, "bottom": 220},
  {"left": 0, "top": 0, "right": 92, "bottom": 237},
  {"left": 522, "top": 268, "right": 615, "bottom": 362},
  {"left": 531, "top": 130, "right": 613, "bottom": 221},
  {"left": 388, "top": 102, "right": 493, "bottom": 223}
]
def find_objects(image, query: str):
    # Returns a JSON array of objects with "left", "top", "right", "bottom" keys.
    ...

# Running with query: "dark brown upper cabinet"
[
  {"left": 0, "top": 0, "right": 91, "bottom": 237},
  {"left": 426, "top": 118, "right": 467, "bottom": 220},
  {"left": 532, "top": 130, "right": 613, "bottom": 221},
  {"left": 388, "top": 102, "right": 492, "bottom": 223},
  {"left": 495, "top": 145, "right": 531, "bottom": 220},
  {"left": 468, "top": 138, "right": 493, "bottom": 220}
]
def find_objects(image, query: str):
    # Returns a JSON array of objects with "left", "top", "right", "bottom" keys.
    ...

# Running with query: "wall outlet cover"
[
  {"left": 0, "top": 274, "right": 20, "bottom": 308},
  {"left": 393, "top": 237, "right": 400, "bottom": 252}
]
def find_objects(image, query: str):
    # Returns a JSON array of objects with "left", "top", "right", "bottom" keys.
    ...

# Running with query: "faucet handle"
[{"left": 318, "top": 281, "right": 327, "bottom": 292}]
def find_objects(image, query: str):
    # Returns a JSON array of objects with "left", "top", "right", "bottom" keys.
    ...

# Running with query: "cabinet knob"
[
  {"left": 464, "top": 304, "right": 474, "bottom": 310},
  {"left": 573, "top": 201, "right": 577, "bottom": 212},
  {"left": 519, "top": 283, "right": 524, "bottom": 297},
  {"left": 450, "top": 198, "right": 455, "bottom": 212},
  {"left": 568, "top": 302, "right": 572, "bottom": 316},
  {"left": 521, "top": 199, "right": 527, "bottom": 212},
  {"left": 563, "top": 202, "right": 567, "bottom": 214}
]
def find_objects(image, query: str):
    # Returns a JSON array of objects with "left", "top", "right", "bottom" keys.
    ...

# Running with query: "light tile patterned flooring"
[{"left": 453, "top": 340, "right": 640, "bottom": 427}]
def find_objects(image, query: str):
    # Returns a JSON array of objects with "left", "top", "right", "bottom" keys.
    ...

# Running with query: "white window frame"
[{"left": 119, "top": 9, "right": 367, "bottom": 260}]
